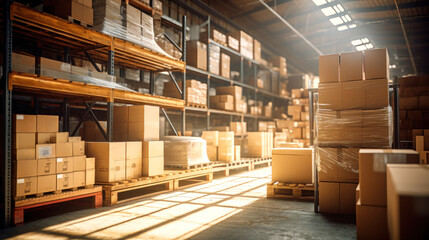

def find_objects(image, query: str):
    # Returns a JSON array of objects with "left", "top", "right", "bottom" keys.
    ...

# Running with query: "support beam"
[
  {"left": 181, "top": 15, "right": 186, "bottom": 136},
  {"left": 162, "top": 108, "right": 178, "bottom": 136},
  {"left": 231, "top": 0, "right": 293, "bottom": 19}
]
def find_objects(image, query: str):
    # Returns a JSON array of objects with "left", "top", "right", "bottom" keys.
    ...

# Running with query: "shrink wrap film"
[{"left": 163, "top": 136, "right": 210, "bottom": 166}]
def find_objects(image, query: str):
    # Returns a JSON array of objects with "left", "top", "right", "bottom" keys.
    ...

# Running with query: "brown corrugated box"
[
  {"left": 365, "top": 78, "right": 389, "bottom": 110},
  {"left": 186, "top": 40, "right": 207, "bottom": 70},
  {"left": 126, "top": 141, "right": 142, "bottom": 179},
  {"left": 56, "top": 156, "right": 74, "bottom": 173},
  {"left": 220, "top": 53, "right": 230, "bottom": 79},
  {"left": 16, "top": 159, "right": 37, "bottom": 178},
  {"left": 218, "top": 132, "right": 234, "bottom": 147},
  {"left": 218, "top": 146, "right": 234, "bottom": 162},
  {"left": 69, "top": 136, "right": 81, "bottom": 142},
  {"left": 201, "top": 131, "right": 219, "bottom": 146},
  {"left": 56, "top": 142, "right": 73, "bottom": 157},
  {"left": 319, "top": 83, "right": 342, "bottom": 110},
  {"left": 128, "top": 105, "right": 159, "bottom": 141},
  {"left": 319, "top": 54, "right": 339, "bottom": 83},
  {"left": 359, "top": 149, "right": 419, "bottom": 207},
  {"left": 37, "top": 174, "right": 56, "bottom": 193},
  {"left": 272, "top": 148, "right": 313, "bottom": 183},
  {"left": 340, "top": 51, "right": 363, "bottom": 82},
  {"left": 13, "top": 114, "right": 36, "bottom": 133},
  {"left": 13, "top": 133, "right": 36, "bottom": 149},
  {"left": 234, "top": 145, "right": 241, "bottom": 161},
  {"left": 72, "top": 141, "right": 85, "bottom": 156},
  {"left": 15, "top": 177, "right": 37, "bottom": 197},
  {"left": 74, "top": 171, "right": 86, "bottom": 187},
  {"left": 227, "top": 35, "right": 239, "bottom": 51},
  {"left": 73, "top": 155, "right": 86, "bottom": 172},
  {"left": 86, "top": 142, "right": 126, "bottom": 182},
  {"left": 36, "top": 144, "right": 56, "bottom": 159},
  {"left": 37, "top": 158, "right": 56, "bottom": 176},
  {"left": 36, "top": 132, "right": 56, "bottom": 144},
  {"left": 50, "top": 132, "right": 69, "bottom": 143},
  {"left": 340, "top": 183, "right": 358, "bottom": 215},
  {"left": 207, "top": 145, "right": 218, "bottom": 161},
  {"left": 342, "top": 81, "right": 365, "bottom": 110},
  {"left": 143, "top": 141, "right": 164, "bottom": 158},
  {"left": 319, "top": 182, "right": 340, "bottom": 214},
  {"left": 14, "top": 149, "right": 36, "bottom": 161},
  {"left": 142, "top": 157, "right": 163, "bottom": 177},
  {"left": 57, "top": 172, "right": 74, "bottom": 190},
  {"left": 356, "top": 199, "right": 389, "bottom": 240},
  {"left": 364, "top": 48, "right": 389, "bottom": 80},
  {"left": 36, "top": 115, "right": 59, "bottom": 133},
  {"left": 253, "top": 39, "right": 261, "bottom": 63}
]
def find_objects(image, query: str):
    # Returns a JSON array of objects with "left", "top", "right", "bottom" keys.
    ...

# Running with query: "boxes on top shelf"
[{"left": 230, "top": 30, "right": 253, "bottom": 59}]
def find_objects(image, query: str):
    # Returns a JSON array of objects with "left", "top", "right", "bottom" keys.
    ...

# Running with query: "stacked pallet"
[
  {"left": 288, "top": 88, "right": 310, "bottom": 147},
  {"left": 211, "top": 86, "right": 247, "bottom": 113},
  {"left": 164, "top": 80, "right": 207, "bottom": 108},
  {"left": 317, "top": 48, "right": 391, "bottom": 215},
  {"left": 13, "top": 114, "right": 94, "bottom": 198},
  {"left": 398, "top": 75, "right": 429, "bottom": 148}
]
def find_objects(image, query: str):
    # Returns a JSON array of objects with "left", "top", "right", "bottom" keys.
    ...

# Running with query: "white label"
[
  {"left": 16, "top": 115, "right": 24, "bottom": 120},
  {"left": 17, "top": 179, "right": 25, "bottom": 184},
  {"left": 57, "top": 174, "right": 63, "bottom": 179},
  {"left": 38, "top": 146, "right": 52, "bottom": 158},
  {"left": 57, "top": 158, "right": 63, "bottom": 162}
]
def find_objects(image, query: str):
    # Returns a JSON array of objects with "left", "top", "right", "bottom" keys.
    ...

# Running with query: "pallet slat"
[{"left": 267, "top": 182, "right": 314, "bottom": 201}]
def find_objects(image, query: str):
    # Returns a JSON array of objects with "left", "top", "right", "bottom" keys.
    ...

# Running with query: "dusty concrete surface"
[{"left": 0, "top": 167, "right": 355, "bottom": 239}]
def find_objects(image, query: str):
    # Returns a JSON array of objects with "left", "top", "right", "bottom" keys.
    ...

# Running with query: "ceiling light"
[
  {"left": 330, "top": 17, "right": 344, "bottom": 25},
  {"left": 321, "top": 7, "right": 336, "bottom": 16},
  {"left": 337, "top": 25, "right": 348, "bottom": 31},
  {"left": 351, "top": 39, "right": 362, "bottom": 46},
  {"left": 349, "top": 24, "right": 357, "bottom": 28},
  {"left": 312, "top": 0, "right": 327, "bottom": 6},
  {"left": 356, "top": 45, "right": 367, "bottom": 51},
  {"left": 365, "top": 43, "right": 374, "bottom": 49}
]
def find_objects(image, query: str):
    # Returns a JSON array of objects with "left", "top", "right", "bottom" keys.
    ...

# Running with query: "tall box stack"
[
  {"left": 164, "top": 80, "right": 207, "bottom": 107},
  {"left": 289, "top": 88, "right": 310, "bottom": 147},
  {"left": 209, "top": 44, "right": 220, "bottom": 75},
  {"left": 317, "top": 49, "right": 392, "bottom": 215},
  {"left": 202, "top": 131, "right": 219, "bottom": 161},
  {"left": 142, "top": 141, "right": 164, "bottom": 177},
  {"left": 356, "top": 150, "right": 419, "bottom": 239},
  {"left": 217, "top": 132, "right": 235, "bottom": 162},
  {"left": 215, "top": 86, "right": 246, "bottom": 113},
  {"left": 125, "top": 141, "right": 142, "bottom": 179},
  {"left": 247, "top": 132, "right": 273, "bottom": 158},
  {"left": 398, "top": 75, "right": 429, "bottom": 148}
]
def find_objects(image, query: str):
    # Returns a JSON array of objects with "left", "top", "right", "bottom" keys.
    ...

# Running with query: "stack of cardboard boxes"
[
  {"left": 202, "top": 131, "right": 236, "bottom": 162},
  {"left": 414, "top": 130, "right": 429, "bottom": 164},
  {"left": 211, "top": 86, "right": 247, "bottom": 113},
  {"left": 288, "top": 88, "right": 310, "bottom": 147},
  {"left": 398, "top": 76, "right": 429, "bottom": 148},
  {"left": 43, "top": 0, "right": 93, "bottom": 26},
  {"left": 356, "top": 150, "right": 419, "bottom": 239},
  {"left": 230, "top": 31, "right": 253, "bottom": 59},
  {"left": 317, "top": 48, "right": 392, "bottom": 215},
  {"left": 247, "top": 132, "right": 273, "bottom": 159},
  {"left": 270, "top": 56, "right": 287, "bottom": 77},
  {"left": 163, "top": 80, "right": 207, "bottom": 107},
  {"left": 187, "top": 41, "right": 207, "bottom": 70},
  {"left": 230, "top": 122, "right": 247, "bottom": 136},
  {"left": 14, "top": 114, "right": 94, "bottom": 197}
]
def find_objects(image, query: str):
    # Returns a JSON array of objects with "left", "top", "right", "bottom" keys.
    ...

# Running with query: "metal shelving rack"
[{"left": 1, "top": 1, "right": 187, "bottom": 227}]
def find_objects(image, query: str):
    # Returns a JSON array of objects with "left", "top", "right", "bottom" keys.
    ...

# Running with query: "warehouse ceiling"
[{"left": 201, "top": 0, "right": 429, "bottom": 77}]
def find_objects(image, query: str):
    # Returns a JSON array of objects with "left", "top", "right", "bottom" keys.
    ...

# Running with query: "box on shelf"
[
  {"left": 128, "top": 105, "right": 160, "bottom": 141},
  {"left": 50, "top": 132, "right": 69, "bottom": 143},
  {"left": 37, "top": 174, "right": 56, "bottom": 193},
  {"left": 227, "top": 35, "right": 239, "bottom": 51},
  {"left": 74, "top": 171, "right": 86, "bottom": 187},
  {"left": 13, "top": 114, "right": 36, "bottom": 133},
  {"left": 56, "top": 156, "right": 74, "bottom": 173},
  {"left": 230, "top": 122, "right": 247, "bottom": 136},
  {"left": 12, "top": 53, "right": 35, "bottom": 74},
  {"left": 202, "top": 28, "right": 227, "bottom": 45},
  {"left": 36, "top": 133, "right": 56, "bottom": 144},
  {"left": 186, "top": 41, "right": 207, "bottom": 70},
  {"left": 253, "top": 39, "right": 261, "bottom": 63},
  {"left": 44, "top": 0, "right": 93, "bottom": 25},
  {"left": 270, "top": 56, "right": 287, "bottom": 77},
  {"left": 73, "top": 155, "right": 86, "bottom": 172},
  {"left": 37, "top": 158, "right": 56, "bottom": 176},
  {"left": 230, "top": 30, "right": 253, "bottom": 59},
  {"left": 14, "top": 149, "right": 36, "bottom": 161},
  {"left": 56, "top": 142, "right": 73, "bottom": 157},
  {"left": 72, "top": 141, "right": 85, "bottom": 156},
  {"left": 86, "top": 142, "right": 126, "bottom": 182},
  {"left": 57, "top": 172, "right": 74, "bottom": 190},
  {"left": 16, "top": 159, "right": 37, "bottom": 178},
  {"left": 220, "top": 53, "right": 230, "bottom": 79},
  {"left": 15, "top": 177, "right": 37, "bottom": 197},
  {"left": 36, "top": 115, "right": 59, "bottom": 133},
  {"left": 13, "top": 133, "right": 36, "bottom": 149}
]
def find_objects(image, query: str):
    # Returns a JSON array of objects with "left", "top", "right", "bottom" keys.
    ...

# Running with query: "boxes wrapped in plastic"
[
  {"left": 317, "top": 147, "right": 359, "bottom": 183},
  {"left": 163, "top": 136, "right": 210, "bottom": 166}
]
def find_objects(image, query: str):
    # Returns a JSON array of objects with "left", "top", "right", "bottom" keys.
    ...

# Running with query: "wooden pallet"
[
  {"left": 100, "top": 167, "right": 214, "bottom": 206},
  {"left": 68, "top": 16, "right": 93, "bottom": 28},
  {"left": 211, "top": 159, "right": 252, "bottom": 176},
  {"left": 186, "top": 103, "right": 207, "bottom": 109},
  {"left": 247, "top": 157, "right": 272, "bottom": 169},
  {"left": 165, "top": 162, "right": 212, "bottom": 170},
  {"left": 14, "top": 184, "right": 95, "bottom": 201},
  {"left": 14, "top": 186, "right": 102, "bottom": 225},
  {"left": 266, "top": 182, "right": 314, "bottom": 201}
]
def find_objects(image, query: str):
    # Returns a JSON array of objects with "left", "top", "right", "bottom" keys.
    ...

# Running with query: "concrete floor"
[{"left": 0, "top": 167, "right": 356, "bottom": 240}]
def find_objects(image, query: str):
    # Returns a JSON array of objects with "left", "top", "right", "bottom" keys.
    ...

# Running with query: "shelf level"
[
  {"left": 9, "top": 72, "right": 185, "bottom": 109},
  {"left": 10, "top": 3, "right": 185, "bottom": 72}
]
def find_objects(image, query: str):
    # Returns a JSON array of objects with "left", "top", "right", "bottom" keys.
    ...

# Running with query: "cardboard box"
[
  {"left": 340, "top": 51, "right": 363, "bottom": 81},
  {"left": 386, "top": 164, "right": 429, "bottom": 240},
  {"left": 319, "top": 54, "right": 339, "bottom": 83},
  {"left": 356, "top": 199, "right": 389, "bottom": 240},
  {"left": 86, "top": 157, "right": 95, "bottom": 170},
  {"left": 318, "top": 148, "right": 339, "bottom": 182},
  {"left": 342, "top": 81, "right": 365, "bottom": 110},
  {"left": 218, "top": 132, "right": 234, "bottom": 147},
  {"left": 365, "top": 78, "right": 389, "bottom": 110},
  {"left": 57, "top": 172, "right": 74, "bottom": 190},
  {"left": 37, "top": 158, "right": 56, "bottom": 176},
  {"left": 416, "top": 135, "right": 429, "bottom": 152},
  {"left": 364, "top": 48, "right": 389, "bottom": 80},
  {"left": 68, "top": 136, "right": 81, "bottom": 142},
  {"left": 270, "top": 56, "right": 287, "bottom": 77},
  {"left": 339, "top": 148, "right": 359, "bottom": 183},
  {"left": 13, "top": 133, "right": 36, "bottom": 149},
  {"left": 15, "top": 177, "right": 37, "bottom": 196},
  {"left": 253, "top": 39, "right": 261, "bottom": 63},
  {"left": 36, "top": 115, "right": 59, "bottom": 133},
  {"left": 419, "top": 96, "right": 429, "bottom": 109},
  {"left": 56, "top": 156, "right": 74, "bottom": 173},
  {"left": 12, "top": 52, "right": 35, "bottom": 74},
  {"left": 126, "top": 141, "right": 142, "bottom": 160},
  {"left": 36, "top": 144, "right": 56, "bottom": 159},
  {"left": 319, "top": 83, "right": 342, "bottom": 110},
  {"left": 201, "top": 131, "right": 219, "bottom": 146},
  {"left": 128, "top": 105, "right": 159, "bottom": 141},
  {"left": 356, "top": 184, "right": 360, "bottom": 203},
  {"left": 73, "top": 155, "right": 86, "bottom": 172},
  {"left": 339, "top": 127, "right": 362, "bottom": 147},
  {"left": 56, "top": 142, "right": 73, "bottom": 157},
  {"left": 186, "top": 41, "right": 207, "bottom": 70},
  {"left": 340, "top": 183, "right": 358, "bottom": 215},
  {"left": 86, "top": 142, "right": 126, "bottom": 182},
  {"left": 36, "top": 132, "right": 56, "bottom": 144},
  {"left": 359, "top": 149, "right": 420, "bottom": 206},
  {"left": 14, "top": 149, "right": 36, "bottom": 161},
  {"left": 13, "top": 114, "right": 36, "bottom": 133},
  {"left": 247, "top": 132, "right": 266, "bottom": 158},
  {"left": 272, "top": 148, "right": 313, "bottom": 183},
  {"left": 86, "top": 168, "right": 95, "bottom": 185},
  {"left": 37, "top": 174, "right": 56, "bottom": 193},
  {"left": 74, "top": 171, "right": 86, "bottom": 187},
  {"left": 16, "top": 159, "right": 37, "bottom": 178},
  {"left": 220, "top": 53, "right": 230, "bottom": 79},
  {"left": 234, "top": 145, "right": 241, "bottom": 161},
  {"left": 230, "top": 122, "right": 247, "bottom": 136},
  {"left": 319, "top": 182, "right": 339, "bottom": 214},
  {"left": 230, "top": 31, "right": 253, "bottom": 59},
  {"left": 218, "top": 146, "right": 234, "bottom": 162},
  {"left": 216, "top": 86, "right": 242, "bottom": 100},
  {"left": 142, "top": 157, "right": 164, "bottom": 177},
  {"left": 227, "top": 35, "right": 239, "bottom": 51},
  {"left": 72, "top": 141, "right": 85, "bottom": 156},
  {"left": 50, "top": 132, "right": 69, "bottom": 143},
  {"left": 142, "top": 141, "right": 164, "bottom": 158},
  {"left": 207, "top": 145, "right": 217, "bottom": 161}
]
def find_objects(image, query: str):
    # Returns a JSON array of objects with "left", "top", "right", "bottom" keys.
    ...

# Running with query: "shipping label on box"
[
  {"left": 57, "top": 157, "right": 74, "bottom": 173},
  {"left": 36, "top": 144, "right": 56, "bottom": 159}
]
